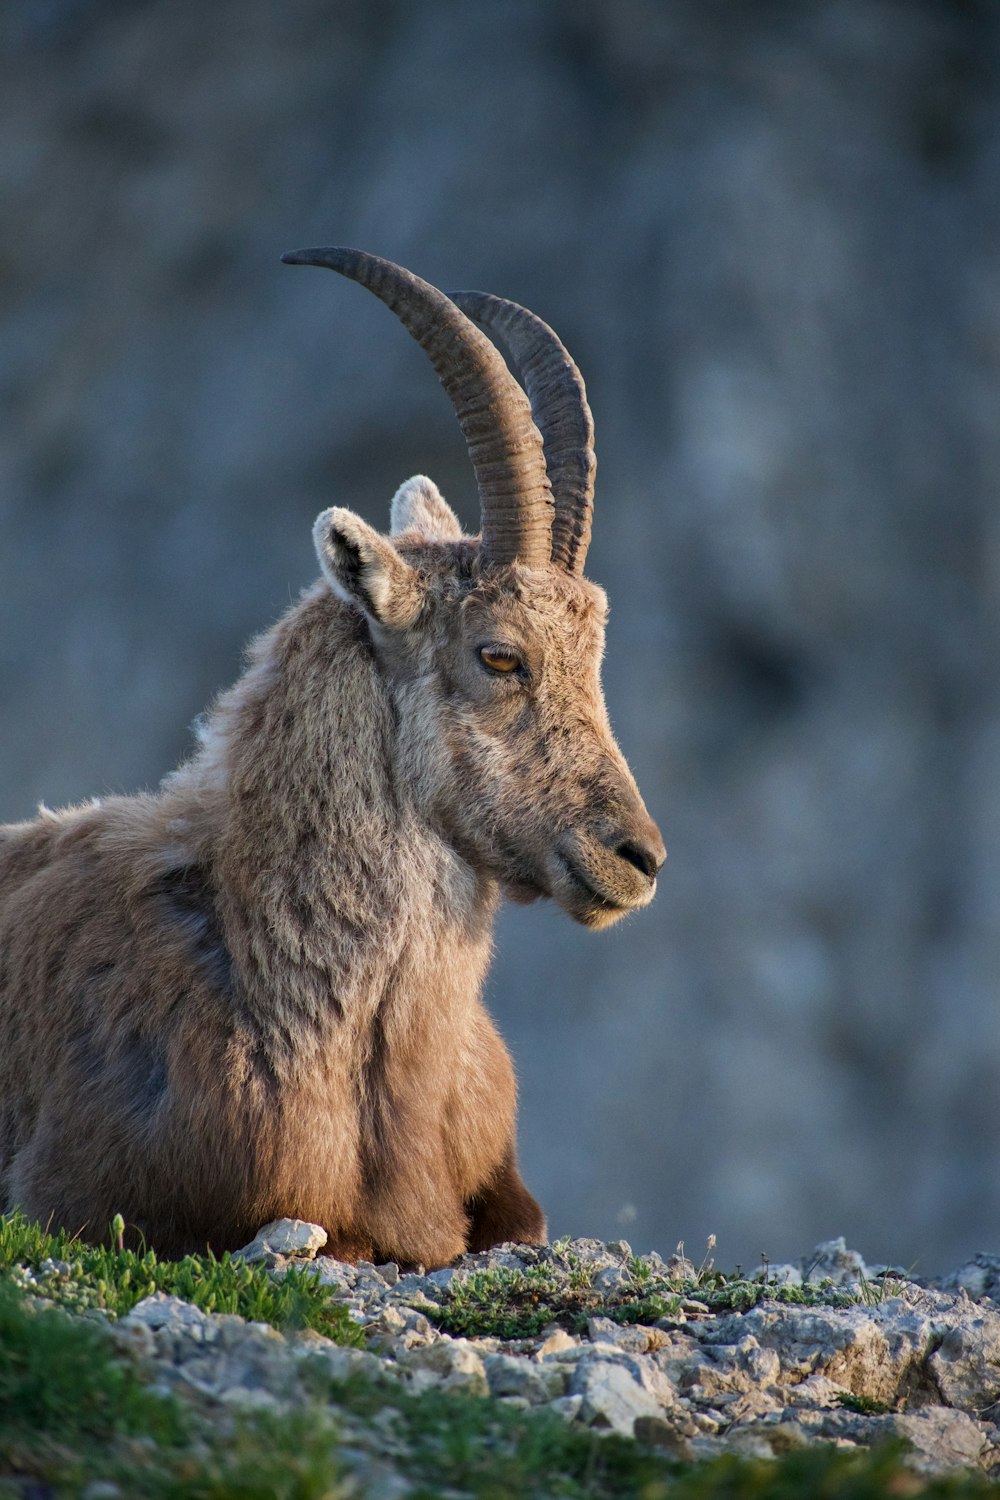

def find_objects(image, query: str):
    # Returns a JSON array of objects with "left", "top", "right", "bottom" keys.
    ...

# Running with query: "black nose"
[{"left": 615, "top": 836, "right": 665, "bottom": 883}]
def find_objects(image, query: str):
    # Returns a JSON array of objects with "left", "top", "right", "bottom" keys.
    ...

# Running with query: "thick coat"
[{"left": 0, "top": 251, "right": 664, "bottom": 1265}]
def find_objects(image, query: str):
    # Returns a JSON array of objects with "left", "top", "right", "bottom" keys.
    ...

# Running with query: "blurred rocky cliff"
[{"left": 1, "top": 0, "right": 997, "bottom": 1270}]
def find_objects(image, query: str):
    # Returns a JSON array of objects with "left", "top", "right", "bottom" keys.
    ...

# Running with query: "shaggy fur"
[{"left": 0, "top": 465, "right": 663, "bottom": 1266}]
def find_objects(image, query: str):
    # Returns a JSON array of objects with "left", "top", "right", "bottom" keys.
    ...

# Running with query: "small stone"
[
  {"left": 364, "top": 1306, "right": 408, "bottom": 1352},
  {"left": 633, "top": 1414, "right": 695, "bottom": 1460},
  {"left": 399, "top": 1339, "right": 488, "bottom": 1395},
  {"left": 391, "top": 1274, "right": 440, "bottom": 1302},
  {"left": 725, "top": 1418, "right": 812, "bottom": 1458},
  {"left": 571, "top": 1357, "right": 665, "bottom": 1435},
  {"left": 111, "top": 1319, "right": 156, "bottom": 1362},
  {"left": 553, "top": 1238, "right": 619, "bottom": 1269},
  {"left": 316, "top": 1345, "right": 388, "bottom": 1383},
  {"left": 123, "top": 1293, "right": 210, "bottom": 1337},
  {"left": 945, "top": 1257, "right": 1000, "bottom": 1301},
  {"left": 309, "top": 1257, "right": 359, "bottom": 1287},
  {"left": 376, "top": 1262, "right": 401, "bottom": 1286},
  {"left": 485, "top": 1352, "right": 560, "bottom": 1404},
  {"left": 548, "top": 1394, "right": 585, "bottom": 1422},
  {"left": 638, "top": 1251, "right": 675, "bottom": 1276},
  {"left": 604, "top": 1238, "right": 633, "bottom": 1259},
  {"left": 586, "top": 1316, "right": 649, "bottom": 1352},
  {"left": 536, "top": 1328, "right": 579, "bottom": 1359},
  {"left": 354, "top": 1271, "right": 390, "bottom": 1298},
  {"left": 930, "top": 1310, "right": 1000, "bottom": 1411},
  {"left": 801, "top": 1237, "right": 869, "bottom": 1287},
  {"left": 592, "top": 1266, "right": 631, "bottom": 1294},
  {"left": 663, "top": 1253, "right": 698, "bottom": 1282},
  {"left": 892, "top": 1409, "right": 986, "bottom": 1473},
  {"left": 218, "top": 1386, "right": 285, "bottom": 1412},
  {"left": 237, "top": 1218, "right": 328, "bottom": 1260},
  {"left": 365, "top": 1306, "right": 437, "bottom": 1353}
]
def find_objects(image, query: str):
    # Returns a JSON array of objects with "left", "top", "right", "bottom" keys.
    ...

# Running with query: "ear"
[
  {"left": 313, "top": 507, "right": 424, "bottom": 629},
  {"left": 390, "top": 474, "right": 464, "bottom": 542}
]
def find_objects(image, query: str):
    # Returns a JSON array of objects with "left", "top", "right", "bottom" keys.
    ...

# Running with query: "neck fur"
[{"left": 165, "top": 584, "right": 496, "bottom": 1034}]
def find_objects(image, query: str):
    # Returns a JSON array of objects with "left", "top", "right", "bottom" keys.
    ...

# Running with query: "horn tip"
[{"left": 281, "top": 247, "right": 351, "bottom": 268}]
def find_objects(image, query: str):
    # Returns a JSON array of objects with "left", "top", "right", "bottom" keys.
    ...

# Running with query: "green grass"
[
  {"left": 426, "top": 1262, "right": 683, "bottom": 1339},
  {"left": 0, "top": 1277, "right": 358, "bottom": 1498},
  {"left": 837, "top": 1392, "right": 894, "bottom": 1416},
  {"left": 1, "top": 1219, "right": 997, "bottom": 1499},
  {"left": 426, "top": 1250, "right": 862, "bottom": 1342},
  {"left": 0, "top": 1209, "right": 363, "bottom": 1346},
  {"left": 6, "top": 1275, "right": 992, "bottom": 1499}
]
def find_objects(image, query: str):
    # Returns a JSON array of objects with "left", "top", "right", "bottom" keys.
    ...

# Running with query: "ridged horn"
[
  {"left": 282, "top": 248, "right": 553, "bottom": 568},
  {"left": 448, "top": 291, "right": 595, "bottom": 575}
]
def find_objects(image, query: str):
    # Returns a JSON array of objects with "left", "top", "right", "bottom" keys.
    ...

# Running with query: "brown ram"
[{"left": 0, "top": 248, "right": 664, "bottom": 1266}]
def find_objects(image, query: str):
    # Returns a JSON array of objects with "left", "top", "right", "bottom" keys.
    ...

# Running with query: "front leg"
[{"left": 465, "top": 1146, "right": 546, "bottom": 1252}]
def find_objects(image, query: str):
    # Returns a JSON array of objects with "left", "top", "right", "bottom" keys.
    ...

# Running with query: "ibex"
[{"left": 0, "top": 249, "right": 664, "bottom": 1266}]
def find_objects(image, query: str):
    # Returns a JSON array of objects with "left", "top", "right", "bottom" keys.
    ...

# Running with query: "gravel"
[{"left": 77, "top": 1224, "right": 1000, "bottom": 1479}]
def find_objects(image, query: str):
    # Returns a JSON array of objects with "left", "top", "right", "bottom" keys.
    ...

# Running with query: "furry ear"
[
  {"left": 314, "top": 507, "right": 424, "bottom": 629},
  {"left": 390, "top": 474, "right": 464, "bottom": 542}
]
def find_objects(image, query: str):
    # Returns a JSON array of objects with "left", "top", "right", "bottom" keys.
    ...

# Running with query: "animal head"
[{"left": 286, "top": 248, "right": 665, "bottom": 930}]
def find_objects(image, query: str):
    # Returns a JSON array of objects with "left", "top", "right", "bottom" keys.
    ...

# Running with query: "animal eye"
[{"left": 478, "top": 646, "right": 521, "bottom": 675}]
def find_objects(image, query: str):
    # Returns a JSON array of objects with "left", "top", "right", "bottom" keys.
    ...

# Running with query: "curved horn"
[
  {"left": 448, "top": 291, "right": 595, "bottom": 575},
  {"left": 282, "top": 248, "right": 553, "bottom": 568}
]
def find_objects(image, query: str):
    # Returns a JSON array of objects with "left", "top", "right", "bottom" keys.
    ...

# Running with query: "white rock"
[
  {"left": 893, "top": 1408, "right": 986, "bottom": 1473},
  {"left": 592, "top": 1266, "right": 631, "bottom": 1294},
  {"left": 536, "top": 1328, "right": 579, "bottom": 1359},
  {"left": 217, "top": 1385, "right": 285, "bottom": 1412},
  {"left": 547, "top": 1393, "right": 585, "bottom": 1423},
  {"left": 122, "top": 1293, "right": 210, "bottom": 1336},
  {"left": 240, "top": 1218, "right": 328, "bottom": 1258},
  {"left": 309, "top": 1256, "right": 358, "bottom": 1287},
  {"left": 952, "top": 1263, "right": 992, "bottom": 1299},
  {"left": 801, "top": 1236, "right": 869, "bottom": 1287},
  {"left": 571, "top": 1357, "right": 665, "bottom": 1436},
  {"left": 587, "top": 1316, "right": 650, "bottom": 1352},
  {"left": 399, "top": 1338, "right": 489, "bottom": 1395},
  {"left": 929, "top": 1309, "right": 1000, "bottom": 1410},
  {"left": 724, "top": 1417, "right": 812, "bottom": 1458},
  {"left": 485, "top": 1352, "right": 561, "bottom": 1404}
]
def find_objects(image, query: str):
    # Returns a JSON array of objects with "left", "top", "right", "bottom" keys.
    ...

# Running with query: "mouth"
[{"left": 553, "top": 851, "right": 636, "bottom": 930}]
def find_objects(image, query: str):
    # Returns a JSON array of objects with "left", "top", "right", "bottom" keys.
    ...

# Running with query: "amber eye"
[{"left": 478, "top": 646, "right": 522, "bottom": 675}]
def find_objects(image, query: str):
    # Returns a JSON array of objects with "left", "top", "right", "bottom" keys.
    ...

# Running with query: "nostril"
[{"left": 615, "top": 840, "right": 662, "bottom": 883}]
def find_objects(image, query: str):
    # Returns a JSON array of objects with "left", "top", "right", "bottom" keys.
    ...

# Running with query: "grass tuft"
[
  {"left": 0, "top": 1209, "right": 363, "bottom": 1346},
  {"left": 426, "top": 1250, "right": 860, "bottom": 1342}
]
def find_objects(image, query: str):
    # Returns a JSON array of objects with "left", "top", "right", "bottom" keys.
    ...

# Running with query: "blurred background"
[{"left": 2, "top": 0, "right": 998, "bottom": 1273}]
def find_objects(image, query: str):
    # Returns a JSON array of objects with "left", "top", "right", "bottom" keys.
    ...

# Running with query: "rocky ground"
[{"left": 47, "top": 1221, "right": 1000, "bottom": 1488}]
